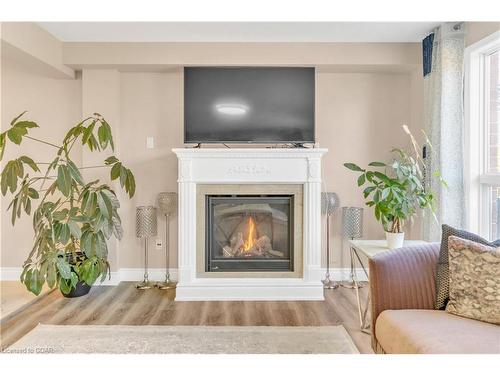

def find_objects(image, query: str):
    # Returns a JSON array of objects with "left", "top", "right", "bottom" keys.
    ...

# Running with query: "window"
[{"left": 465, "top": 32, "right": 500, "bottom": 240}]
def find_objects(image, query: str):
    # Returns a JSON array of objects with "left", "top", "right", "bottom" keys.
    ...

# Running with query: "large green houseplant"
[
  {"left": 344, "top": 125, "right": 442, "bottom": 249},
  {"left": 0, "top": 112, "right": 135, "bottom": 296}
]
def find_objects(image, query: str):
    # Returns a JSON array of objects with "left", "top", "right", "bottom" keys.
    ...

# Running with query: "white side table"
[{"left": 347, "top": 240, "right": 427, "bottom": 333}]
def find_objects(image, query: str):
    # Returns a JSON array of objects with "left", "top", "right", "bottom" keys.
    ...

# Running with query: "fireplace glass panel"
[{"left": 206, "top": 195, "right": 293, "bottom": 272}]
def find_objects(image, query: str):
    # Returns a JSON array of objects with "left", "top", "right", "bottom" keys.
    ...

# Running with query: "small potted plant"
[
  {"left": 0, "top": 112, "right": 135, "bottom": 297},
  {"left": 344, "top": 125, "right": 442, "bottom": 249}
]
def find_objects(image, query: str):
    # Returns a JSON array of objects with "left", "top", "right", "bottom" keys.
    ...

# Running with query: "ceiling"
[{"left": 38, "top": 22, "right": 440, "bottom": 43}]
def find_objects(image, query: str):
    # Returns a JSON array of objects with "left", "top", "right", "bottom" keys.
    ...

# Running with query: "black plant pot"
[
  {"left": 62, "top": 280, "right": 92, "bottom": 298},
  {"left": 61, "top": 251, "right": 92, "bottom": 298}
]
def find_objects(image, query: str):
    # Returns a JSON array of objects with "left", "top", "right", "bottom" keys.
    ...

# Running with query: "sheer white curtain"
[{"left": 423, "top": 23, "right": 466, "bottom": 241}]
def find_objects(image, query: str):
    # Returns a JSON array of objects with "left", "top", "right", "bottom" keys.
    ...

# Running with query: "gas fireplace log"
[
  {"left": 222, "top": 245, "right": 235, "bottom": 257},
  {"left": 221, "top": 233, "right": 285, "bottom": 258},
  {"left": 268, "top": 249, "right": 285, "bottom": 257},
  {"left": 255, "top": 235, "right": 272, "bottom": 253}
]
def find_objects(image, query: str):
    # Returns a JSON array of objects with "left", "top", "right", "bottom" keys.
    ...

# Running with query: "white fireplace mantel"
[{"left": 173, "top": 148, "right": 328, "bottom": 301}]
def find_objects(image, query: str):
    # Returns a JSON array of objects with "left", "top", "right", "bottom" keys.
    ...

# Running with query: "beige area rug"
[{"left": 6, "top": 325, "right": 359, "bottom": 354}]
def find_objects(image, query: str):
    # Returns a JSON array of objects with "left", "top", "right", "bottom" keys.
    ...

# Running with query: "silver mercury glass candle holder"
[
  {"left": 321, "top": 192, "right": 340, "bottom": 289},
  {"left": 340, "top": 206, "right": 363, "bottom": 289},
  {"left": 155, "top": 192, "right": 178, "bottom": 290},
  {"left": 136, "top": 206, "right": 157, "bottom": 290}
]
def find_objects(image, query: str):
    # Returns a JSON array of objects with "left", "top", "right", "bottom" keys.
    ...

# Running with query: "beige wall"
[
  {"left": 1, "top": 37, "right": 424, "bottom": 271},
  {"left": 118, "top": 71, "right": 182, "bottom": 268},
  {"left": 1, "top": 22, "right": 74, "bottom": 78},
  {"left": 114, "top": 70, "right": 421, "bottom": 269},
  {"left": 316, "top": 72, "right": 421, "bottom": 267},
  {"left": 3, "top": 22, "right": 500, "bottom": 272},
  {"left": 63, "top": 42, "right": 421, "bottom": 70},
  {"left": 0, "top": 57, "right": 81, "bottom": 267},
  {"left": 466, "top": 22, "right": 500, "bottom": 46}
]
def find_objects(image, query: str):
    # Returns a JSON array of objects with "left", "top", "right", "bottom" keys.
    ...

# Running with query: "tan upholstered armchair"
[
  {"left": 369, "top": 243, "right": 441, "bottom": 353},
  {"left": 368, "top": 243, "right": 500, "bottom": 354}
]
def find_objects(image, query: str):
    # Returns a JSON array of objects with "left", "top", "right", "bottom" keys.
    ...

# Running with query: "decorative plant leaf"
[
  {"left": 112, "top": 216, "right": 123, "bottom": 240},
  {"left": 343, "top": 163, "right": 364, "bottom": 172},
  {"left": 24, "top": 198, "right": 32, "bottom": 215},
  {"left": 97, "top": 120, "right": 114, "bottom": 150},
  {"left": 70, "top": 272, "right": 78, "bottom": 288},
  {"left": 82, "top": 121, "right": 96, "bottom": 145},
  {"left": 59, "top": 223, "right": 70, "bottom": 245},
  {"left": 57, "top": 165, "right": 72, "bottom": 197},
  {"left": 11, "top": 198, "right": 18, "bottom": 225},
  {"left": 67, "top": 220, "right": 82, "bottom": 239},
  {"left": 46, "top": 264, "right": 56, "bottom": 288},
  {"left": 368, "top": 161, "right": 386, "bottom": 167},
  {"left": 97, "top": 191, "right": 111, "bottom": 219},
  {"left": 16, "top": 121, "right": 39, "bottom": 130},
  {"left": 0, "top": 133, "right": 6, "bottom": 161},
  {"left": 105, "top": 156, "right": 119, "bottom": 165},
  {"left": 101, "top": 188, "right": 120, "bottom": 209},
  {"left": 95, "top": 232, "right": 108, "bottom": 258},
  {"left": 67, "top": 160, "right": 85, "bottom": 186},
  {"left": 56, "top": 257, "right": 71, "bottom": 279},
  {"left": 29, "top": 269, "right": 44, "bottom": 296},
  {"left": 381, "top": 187, "right": 391, "bottom": 200},
  {"left": 28, "top": 188, "right": 39, "bottom": 199},
  {"left": 53, "top": 209, "right": 68, "bottom": 221},
  {"left": 7, "top": 126, "right": 26, "bottom": 144},
  {"left": 10, "top": 110, "right": 28, "bottom": 126},
  {"left": 363, "top": 186, "right": 376, "bottom": 198},
  {"left": 126, "top": 169, "right": 136, "bottom": 197},
  {"left": 80, "top": 230, "right": 92, "bottom": 256},
  {"left": 110, "top": 162, "right": 121, "bottom": 180},
  {"left": 97, "top": 123, "right": 108, "bottom": 149},
  {"left": 357, "top": 174, "right": 365, "bottom": 187},
  {"left": 59, "top": 277, "right": 71, "bottom": 294},
  {"left": 105, "top": 121, "right": 115, "bottom": 151},
  {"left": 84, "top": 192, "right": 97, "bottom": 216},
  {"left": 119, "top": 165, "right": 127, "bottom": 187}
]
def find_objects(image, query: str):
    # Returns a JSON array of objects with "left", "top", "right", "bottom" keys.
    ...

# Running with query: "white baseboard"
[
  {"left": 0, "top": 267, "right": 24, "bottom": 281},
  {"left": 0, "top": 267, "right": 366, "bottom": 284},
  {"left": 118, "top": 268, "right": 179, "bottom": 285}
]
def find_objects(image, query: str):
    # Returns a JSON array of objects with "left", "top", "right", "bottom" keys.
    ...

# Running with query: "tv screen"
[{"left": 184, "top": 67, "right": 315, "bottom": 144}]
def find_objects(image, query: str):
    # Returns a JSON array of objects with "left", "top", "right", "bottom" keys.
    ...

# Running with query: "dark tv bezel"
[{"left": 183, "top": 66, "right": 316, "bottom": 144}]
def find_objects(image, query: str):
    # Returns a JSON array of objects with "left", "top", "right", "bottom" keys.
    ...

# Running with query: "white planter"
[{"left": 385, "top": 232, "right": 405, "bottom": 250}]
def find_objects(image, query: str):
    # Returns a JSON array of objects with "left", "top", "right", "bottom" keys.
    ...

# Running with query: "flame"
[{"left": 243, "top": 217, "right": 256, "bottom": 252}]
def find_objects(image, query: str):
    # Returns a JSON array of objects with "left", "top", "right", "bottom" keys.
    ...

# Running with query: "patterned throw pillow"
[
  {"left": 445, "top": 236, "right": 500, "bottom": 324},
  {"left": 434, "top": 224, "right": 500, "bottom": 310}
]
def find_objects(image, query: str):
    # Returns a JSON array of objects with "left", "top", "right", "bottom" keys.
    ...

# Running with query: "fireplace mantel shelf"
[
  {"left": 173, "top": 147, "right": 328, "bottom": 157},
  {"left": 173, "top": 147, "right": 328, "bottom": 301}
]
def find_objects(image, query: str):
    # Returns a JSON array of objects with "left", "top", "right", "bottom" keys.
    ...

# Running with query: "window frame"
[{"left": 464, "top": 30, "right": 500, "bottom": 239}]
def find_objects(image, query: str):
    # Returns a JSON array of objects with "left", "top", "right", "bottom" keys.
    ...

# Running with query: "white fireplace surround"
[{"left": 173, "top": 148, "right": 328, "bottom": 301}]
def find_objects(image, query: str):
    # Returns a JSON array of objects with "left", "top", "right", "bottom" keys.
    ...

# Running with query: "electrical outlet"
[
  {"left": 155, "top": 238, "right": 163, "bottom": 250},
  {"left": 146, "top": 136, "right": 155, "bottom": 149}
]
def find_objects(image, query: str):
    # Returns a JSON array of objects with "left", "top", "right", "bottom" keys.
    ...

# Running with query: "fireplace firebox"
[{"left": 205, "top": 195, "right": 294, "bottom": 272}]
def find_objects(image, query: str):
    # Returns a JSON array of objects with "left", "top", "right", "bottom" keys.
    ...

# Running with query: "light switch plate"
[
  {"left": 155, "top": 238, "right": 163, "bottom": 250},
  {"left": 146, "top": 137, "right": 154, "bottom": 149}
]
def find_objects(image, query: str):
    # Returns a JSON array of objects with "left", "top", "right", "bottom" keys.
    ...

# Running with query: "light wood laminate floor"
[{"left": 0, "top": 282, "right": 372, "bottom": 353}]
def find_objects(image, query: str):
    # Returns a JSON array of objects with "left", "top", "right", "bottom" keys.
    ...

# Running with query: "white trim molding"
[{"left": 464, "top": 30, "right": 500, "bottom": 238}]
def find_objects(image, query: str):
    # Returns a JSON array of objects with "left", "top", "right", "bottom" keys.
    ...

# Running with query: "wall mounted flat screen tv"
[{"left": 184, "top": 67, "right": 315, "bottom": 144}]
